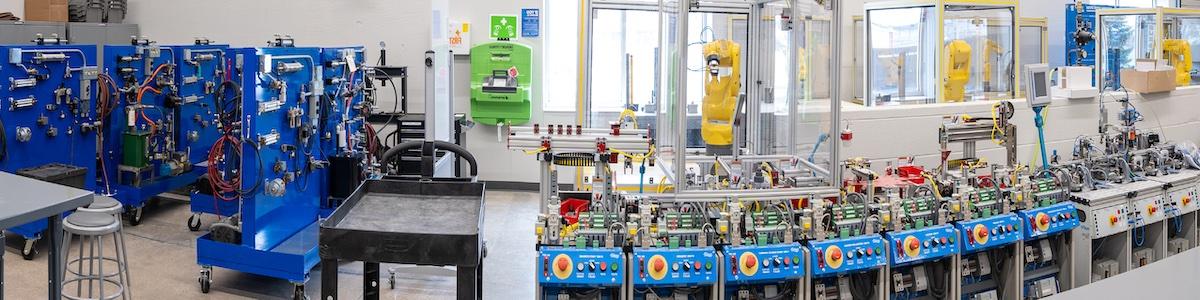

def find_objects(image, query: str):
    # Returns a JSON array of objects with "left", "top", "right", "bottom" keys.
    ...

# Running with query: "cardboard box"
[
  {"left": 25, "top": 0, "right": 68, "bottom": 22},
  {"left": 1120, "top": 68, "right": 1177, "bottom": 94}
]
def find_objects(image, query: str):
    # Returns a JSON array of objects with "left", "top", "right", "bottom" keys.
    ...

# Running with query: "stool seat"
[
  {"left": 64, "top": 212, "right": 121, "bottom": 235},
  {"left": 88, "top": 196, "right": 121, "bottom": 210}
]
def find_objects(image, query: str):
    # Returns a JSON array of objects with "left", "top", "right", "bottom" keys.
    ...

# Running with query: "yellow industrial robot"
[
  {"left": 1163, "top": 39, "right": 1192, "bottom": 86},
  {"left": 701, "top": 39, "right": 741, "bottom": 153},
  {"left": 982, "top": 39, "right": 1002, "bottom": 91},
  {"left": 943, "top": 39, "right": 972, "bottom": 102}
]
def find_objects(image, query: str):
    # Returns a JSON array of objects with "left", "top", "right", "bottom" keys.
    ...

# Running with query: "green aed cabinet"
[{"left": 470, "top": 41, "right": 532, "bottom": 125}]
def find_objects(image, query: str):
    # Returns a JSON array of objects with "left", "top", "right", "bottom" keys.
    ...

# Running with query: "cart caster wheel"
[
  {"left": 199, "top": 268, "right": 212, "bottom": 293},
  {"left": 187, "top": 214, "right": 202, "bottom": 231},
  {"left": 292, "top": 284, "right": 307, "bottom": 300},
  {"left": 126, "top": 207, "right": 144, "bottom": 226},
  {"left": 21, "top": 238, "right": 38, "bottom": 260}
]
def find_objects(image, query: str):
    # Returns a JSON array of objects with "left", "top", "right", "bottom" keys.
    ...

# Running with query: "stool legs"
[{"left": 62, "top": 225, "right": 131, "bottom": 300}]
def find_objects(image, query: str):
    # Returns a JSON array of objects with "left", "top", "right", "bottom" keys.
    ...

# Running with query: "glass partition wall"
[
  {"left": 1097, "top": 8, "right": 1200, "bottom": 90},
  {"left": 580, "top": 0, "right": 838, "bottom": 191},
  {"left": 864, "top": 0, "right": 1018, "bottom": 106}
]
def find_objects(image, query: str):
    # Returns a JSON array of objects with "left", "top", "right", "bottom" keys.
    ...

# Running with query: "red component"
[
  {"left": 967, "top": 233, "right": 975, "bottom": 244},
  {"left": 840, "top": 130, "right": 853, "bottom": 141},
  {"left": 556, "top": 258, "right": 569, "bottom": 271},
  {"left": 908, "top": 239, "right": 920, "bottom": 251},
  {"left": 730, "top": 257, "right": 738, "bottom": 274},
  {"left": 693, "top": 261, "right": 701, "bottom": 271},
  {"left": 597, "top": 140, "right": 607, "bottom": 153},
  {"left": 816, "top": 250, "right": 825, "bottom": 268},
  {"left": 611, "top": 123, "right": 621, "bottom": 136},
  {"left": 600, "top": 262, "right": 608, "bottom": 271},
  {"left": 559, "top": 198, "right": 590, "bottom": 224},
  {"left": 541, "top": 139, "right": 551, "bottom": 150},
  {"left": 557, "top": 124, "right": 564, "bottom": 135},
  {"left": 867, "top": 248, "right": 874, "bottom": 256},
  {"left": 940, "top": 237, "right": 947, "bottom": 244},
  {"left": 544, "top": 257, "right": 550, "bottom": 276},
  {"left": 744, "top": 255, "right": 757, "bottom": 268},
  {"left": 653, "top": 258, "right": 666, "bottom": 272}
]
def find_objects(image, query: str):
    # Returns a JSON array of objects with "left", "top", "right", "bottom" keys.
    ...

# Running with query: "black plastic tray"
[{"left": 319, "top": 178, "right": 485, "bottom": 266}]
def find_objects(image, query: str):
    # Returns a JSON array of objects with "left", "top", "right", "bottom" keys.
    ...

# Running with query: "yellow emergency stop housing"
[
  {"left": 701, "top": 39, "right": 741, "bottom": 151},
  {"left": 864, "top": 0, "right": 1019, "bottom": 105}
]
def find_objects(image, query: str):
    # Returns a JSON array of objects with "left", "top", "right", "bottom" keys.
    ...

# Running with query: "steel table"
[{"left": 0, "top": 171, "right": 94, "bottom": 300}]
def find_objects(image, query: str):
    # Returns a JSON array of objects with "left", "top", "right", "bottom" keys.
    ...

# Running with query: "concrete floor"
[{"left": 2, "top": 190, "right": 538, "bottom": 300}]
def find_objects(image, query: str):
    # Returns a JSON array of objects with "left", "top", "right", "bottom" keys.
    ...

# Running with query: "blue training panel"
[
  {"left": 630, "top": 247, "right": 719, "bottom": 287},
  {"left": 1019, "top": 202, "right": 1080, "bottom": 239},
  {"left": 885, "top": 224, "right": 960, "bottom": 267},
  {"left": 722, "top": 243, "right": 805, "bottom": 285},
  {"left": 537, "top": 247, "right": 624, "bottom": 287},
  {"left": 0, "top": 44, "right": 99, "bottom": 239},
  {"left": 956, "top": 213, "right": 1023, "bottom": 253},
  {"left": 808, "top": 234, "right": 887, "bottom": 277}
]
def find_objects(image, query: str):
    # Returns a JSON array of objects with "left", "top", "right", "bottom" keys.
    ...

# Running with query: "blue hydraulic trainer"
[{"left": 0, "top": 42, "right": 99, "bottom": 259}]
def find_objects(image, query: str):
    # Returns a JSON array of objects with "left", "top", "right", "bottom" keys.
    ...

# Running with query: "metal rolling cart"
[{"left": 319, "top": 140, "right": 484, "bottom": 300}]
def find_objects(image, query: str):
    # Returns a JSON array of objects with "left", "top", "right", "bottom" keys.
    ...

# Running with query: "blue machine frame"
[
  {"left": 195, "top": 46, "right": 330, "bottom": 287},
  {"left": 0, "top": 44, "right": 99, "bottom": 255}
]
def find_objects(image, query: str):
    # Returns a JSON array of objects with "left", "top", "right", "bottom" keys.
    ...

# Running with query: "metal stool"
[{"left": 61, "top": 208, "right": 132, "bottom": 300}]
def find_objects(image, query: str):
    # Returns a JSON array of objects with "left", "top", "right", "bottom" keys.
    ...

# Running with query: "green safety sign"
[{"left": 490, "top": 15, "right": 518, "bottom": 40}]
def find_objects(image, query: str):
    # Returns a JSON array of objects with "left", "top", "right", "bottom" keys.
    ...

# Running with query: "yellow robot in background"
[
  {"left": 1163, "top": 39, "right": 1192, "bottom": 86},
  {"left": 982, "top": 39, "right": 1002, "bottom": 91},
  {"left": 701, "top": 40, "right": 742, "bottom": 152},
  {"left": 943, "top": 39, "right": 972, "bottom": 102}
]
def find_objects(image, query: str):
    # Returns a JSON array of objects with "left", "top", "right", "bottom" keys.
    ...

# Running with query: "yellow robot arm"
[
  {"left": 1163, "top": 39, "right": 1192, "bottom": 86},
  {"left": 701, "top": 40, "right": 742, "bottom": 147},
  {"left": 982, "top": 39, "right": 1002, "bottom": 85},
  {"left": 943, "top": 39, "right": 972, "bottom": 102}
]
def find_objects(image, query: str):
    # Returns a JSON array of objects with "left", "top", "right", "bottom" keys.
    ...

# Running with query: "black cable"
[{"left": 371, "top": 68, "right": 402, "bottom": 147}]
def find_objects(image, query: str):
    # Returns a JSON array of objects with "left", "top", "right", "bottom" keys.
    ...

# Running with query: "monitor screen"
[{"left": 1033, "top": 71, "right": 1048, "bottom": 97}]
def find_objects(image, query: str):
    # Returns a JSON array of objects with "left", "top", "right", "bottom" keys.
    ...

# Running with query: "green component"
[
  {"left": 983, "top": 209, "right": 993, "bottom": 218},
  {"left": 592, "top": 240, "right": 600, "bottom": 248},
  {"left": 121, "top": 131, "right": 150, "bottom": 168},
  {"left": 668, "top": 236, "right": 680, "bottom": 249},
  {"left": 575, "top": 236, "right": 586, "bottom": 249},
  {"left": 839, "top": 228, "right": 850, "bottom": 238},
  {"left": 470, "top": 41, "right": 532, "bottom": 125},
  {"left": 685, "top": 239, "right": 693, "bottom": 248},
  {"left": 612, "top": 262, "right": 619, "bottom": 271},
  {"left": 757, "top": 233, "right": 768, "bottom": 246},
  {"left": 916, "top": 219, "right": 926, "bottom": 229}
]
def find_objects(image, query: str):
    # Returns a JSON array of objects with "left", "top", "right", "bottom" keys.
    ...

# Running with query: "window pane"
[{"left": 543, "top": 0, "right": 579, "bottom": 111}]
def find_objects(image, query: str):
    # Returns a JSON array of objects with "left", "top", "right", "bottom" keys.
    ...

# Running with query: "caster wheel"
[
  {"left": 21, "top": 238, "right": 38, "bottom": 260},
  {"left": 389, "top": 273, "right": 395, "bottom": 289},
  {"left": 292, "top": 284, "right": 307, "bottom": 300},
  {"left": 198, "top": 268, "right": 212, "bottom": 293},
  {"left": 187, "top": 214, "right": 202, "bottom": 231},
  {"left": 126, "top": 207, "right": 144, "bottom": 226}
]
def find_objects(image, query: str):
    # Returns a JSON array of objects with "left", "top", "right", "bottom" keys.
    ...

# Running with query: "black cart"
[{"left": 319, "top": 140, "right": 484, "bottom": 300}]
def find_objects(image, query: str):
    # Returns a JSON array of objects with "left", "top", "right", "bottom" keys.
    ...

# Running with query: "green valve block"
[
  {"left": 122, "top": 131, "right": 151, "bottom": 168},
  {"left": 470, "top": 41, "right": 532, "bottom": 126}
]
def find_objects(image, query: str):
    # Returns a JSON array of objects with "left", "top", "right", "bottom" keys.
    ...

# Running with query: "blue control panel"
[
  {"left": 808, "top": 235, "right": 887, "bottom": 277},
  {"left": 1018, "top": 202, "right": 1080, "bottom": 239},
  {"left": 884, "top": 224, "right": 959, "bottom": 266},
  {"left": 631, "top": 248, "right": 718, "bottom": 287},
  {"left": 722, "top": 243, "right": 805, "bottom": 284},
  {"left": 537, "top": 247, "right": 624, "bottom": 287},
  {"left": 956, "top": 213, "right": 1023, "bottom": 253}
]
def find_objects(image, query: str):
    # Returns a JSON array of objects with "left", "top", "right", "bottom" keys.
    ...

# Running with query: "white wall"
[
  {"left": 125, "top": 0, "right": 560, "bottom": 183},
  {"left": 1, "top": 0, "right": 23, "bottom": 19}
]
